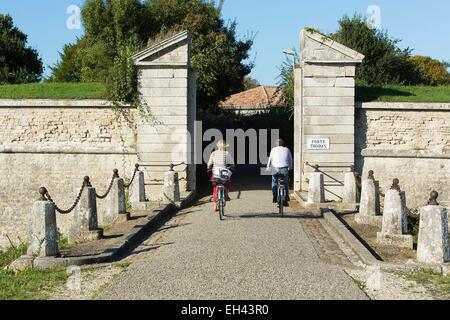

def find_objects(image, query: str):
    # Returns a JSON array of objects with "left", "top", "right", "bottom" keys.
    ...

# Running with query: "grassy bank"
[
  {"left": 0, "top": 82, "right": 106, "bottom": 99},
  {"left": 356, "top": 84, "right": 450, "bottom": 103},
  {"left": 0, "top": 245, "right": 67, "bottom": 300}
]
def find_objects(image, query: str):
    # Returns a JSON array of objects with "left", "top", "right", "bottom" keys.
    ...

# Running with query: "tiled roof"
[{"left": 219, "top": 86, "right": 288, "bottom": 109}]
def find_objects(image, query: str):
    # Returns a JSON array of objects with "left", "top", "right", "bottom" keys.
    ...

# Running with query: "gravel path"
[{"left": 98, "top": 170, "right": 367, "bottom": 300}]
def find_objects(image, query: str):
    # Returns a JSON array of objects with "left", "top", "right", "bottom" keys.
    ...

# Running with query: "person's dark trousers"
[{"left": 272, "top": 167, "right": 289, "bottom": 200}]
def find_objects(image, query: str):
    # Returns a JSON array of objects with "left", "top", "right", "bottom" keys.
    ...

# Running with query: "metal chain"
[
  {"left": 124, "top": 164, "right": 139, "bottom": 188},
  {"left": 45, "top": 181, "right": 86, "bottom": 215},
  {"left": 96, "top": 170, "right": 119, "bottom": 199}
]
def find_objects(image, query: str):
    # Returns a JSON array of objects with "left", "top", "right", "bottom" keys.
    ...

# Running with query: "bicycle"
[
  {"left": 274, "top": 172, "right": 286, "bottom": 217},
  {"left": 209, "top": 167, "right": 233, "bottom": 221}
]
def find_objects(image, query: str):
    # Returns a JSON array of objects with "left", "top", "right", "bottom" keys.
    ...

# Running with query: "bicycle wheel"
[
  {"left": 218, "top": 188, "right": 225, "bottom": 220},
  {"left": 278, "top": 184, "right": 284, "bottom": 217}
]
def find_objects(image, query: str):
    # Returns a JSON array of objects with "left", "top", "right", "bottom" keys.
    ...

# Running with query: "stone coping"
[
  {"left": 0, "top": 144, "right": 137, "bottom": 155},
  {"left": 9, "top": 191, "right": 197, "bottom": 270},
  {"left": 0, "top": 99, "right": 133, "bottom": 108},
  {"left": 356, "top": 101, "right": 450, "bottom": 111},
  {"left": 359, "top": 149, "right": 450, "bottom": 159}
]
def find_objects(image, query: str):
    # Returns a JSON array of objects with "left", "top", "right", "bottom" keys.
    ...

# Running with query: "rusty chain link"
[
  {"left": 95, "top": 169, "right": 119, "bottom": 199},
  {"left": 42, "top": 176, "right": 91, "bottom": 214},
  {"left": 124, "top": 164, "right": 140, "bottom": 188}
]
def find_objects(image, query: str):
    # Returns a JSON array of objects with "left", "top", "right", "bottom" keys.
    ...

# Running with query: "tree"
[
  {"left": 332, "top": 14, "right": 416, "bottom": 85},
  {"left": 243, "top": 76, "right": 260, "bottom": 90},
  {"left": 276, "top": 47, "right": 299, "bottom": 110},
  {"left": 0, "top": 14, "right": 43, "bottom": 84},
  {"left": 50, "top": 0, "right": 254, "bottom": 109},
  {"left": 409, "top": 56, "right": 450, "bottom": 85}
]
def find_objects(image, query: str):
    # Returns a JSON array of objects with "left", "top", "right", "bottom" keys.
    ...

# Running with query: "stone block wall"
[
  {"left": 0, "top": 100, "right": 138, "bottom": 249},
  {"left": 133, "top": 31, "right": 196, "bottom": 200},
  {"left": 356, "top": 102, "right": 450, "bottom": 209},
  {"left": 294, "top": 29, "right": 363, "bottom": 200}
]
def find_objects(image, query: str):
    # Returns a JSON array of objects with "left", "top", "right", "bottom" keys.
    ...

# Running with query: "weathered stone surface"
[
  {"left": 377, "top": 190, "right": 412, "bottom": 248},
  {"left": 163, "top": 171, "right": 180, "bottom": 204},
  {"left": 356, "top": 179, "right": 383, "bottom": 227},
  {"left": 307, "top": 172, "right": 325, "bottom": 204},
  {"left": 8, "top": 255, "right": 34, "bottom": 271},
  {"left": 27, "top": 200, "right": 59, "bottom": 257},
  {"left": 130, "top": 171, "right": 147, "bottom": 207},
  {"left": 343, "top": 172, "right": 357, "bottom": 205},
  {"left": 69, "top": 187, "right": 101, "bottom": 244},
  {"left": 102, "top": 178, "right": 128, "bottom": 227},
  {"left": 356, "top": 103, "right": 450, "bottom": 209},
  {"left": 417, "top": 205, "right": 450, "bottom": 264}
]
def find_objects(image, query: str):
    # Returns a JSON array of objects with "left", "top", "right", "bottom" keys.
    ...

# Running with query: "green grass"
[
  {"left": 0, "top": 244, "right": 67, "bottom": 300},
  {"left": 356, "top": 84, "right": 450, "bottom": 103},
  {"left": 400, "top": 269, "right": 450, "bottom": 299},
  {"left": 0, "top": 82, "right": 107, "bottom": 99},
  {"left": 0, "top": 268, "right": 67, "bottom": 300}
]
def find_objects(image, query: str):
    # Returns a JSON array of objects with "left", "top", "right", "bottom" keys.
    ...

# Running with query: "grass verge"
[
  {"left": 0, "top": 245, "right": 68, "bottom": 300},
  {"left": 0, "top": 82, "right": 106, "bottom": 99},
  {"left": 356, "top": 84, "right": 450, "bottom": 103},
  {"left": 399, "top": 269, "right": 450, "bottom": 299}
]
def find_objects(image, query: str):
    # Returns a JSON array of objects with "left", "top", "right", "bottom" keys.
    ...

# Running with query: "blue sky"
[{"left": 1, "top": 0, "right": 449, "bottom": 85}]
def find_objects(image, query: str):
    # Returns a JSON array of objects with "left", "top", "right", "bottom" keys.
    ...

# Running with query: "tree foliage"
[
  {"left": 332, "top": 14, "right": 416, "bottom": 86},
  {"left": 0, "top": 14, "right": 43, "bottom": 84},
  {"left": 50, "top": 0, "right": 254, "bottom": 109}
]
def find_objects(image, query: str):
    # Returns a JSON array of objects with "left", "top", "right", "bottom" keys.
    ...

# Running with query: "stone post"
[
  {"left": 69, "top": 177, "right": 102, "bottom": 244},
  {"left": 130, "top": 168, "right": 147, "bottom": 210},
  {"left": 103, "top": 169, "right": 129, "bottom": 226},
  {"left": 377, "top": 179, "right": 413, "bottom": 248},
  {"left": 356, "top": 170, "right": 382, "bottom": 227},
  {"left": 163, "top": 166, "right": 180, "bottom": 204},
  {"left": 307, "top": 169, "right": 325, "bottom": 204},
  {"left": 343, "top": 166, "right": 357, "bottom": 208},
  {"left": 417, "top": 192, "right": 450, "bottom": 264},
  {"left": 27, "top": 188, "right": 59, "bottom": 257}
]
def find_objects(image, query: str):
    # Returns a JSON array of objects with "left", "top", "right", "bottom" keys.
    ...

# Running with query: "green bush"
[{"left": 409, "top": 56, "right": 450, "bottom": 86}]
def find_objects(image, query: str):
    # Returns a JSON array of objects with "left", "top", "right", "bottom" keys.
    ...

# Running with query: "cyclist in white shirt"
[{"left": 267, "top": 139, "right": 293, "bottom": 206}]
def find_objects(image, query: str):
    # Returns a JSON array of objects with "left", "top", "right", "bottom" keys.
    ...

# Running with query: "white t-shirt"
[{"left": 267, "top": 146, "right": 293, "bottom": 169}]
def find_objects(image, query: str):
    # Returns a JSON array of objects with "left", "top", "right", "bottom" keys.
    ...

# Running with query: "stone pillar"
[
  {"left": 377, "top": 179, "right": 413, "bottom": 248},
  {"left": 307, "top": 171, "right": 325, "bottom": 204},
  {"left": 130, "top": 170, "right": 147, "bottom": 210},
  {"left": 132, "top": 31, "right": 196, "bottom": 201},
  {"left": 417, "top": 192, "right": 450, "bottom": 264},
  {"left": 343, "top": 166, "right": 357, "bottom": 207},
  {"left": 163, "top": 169, "right": 180, "bottom": 204},
  {"left": 69, "top": 177, "right": 102, "bottom": 244},
  {"left": 296, "top": 29, "right": 364, "bottom": 200},
  {"left": 103, "top": 170, "right": 129, "bottom": 226},
  {"left": 356, "top": 170, "right": 382, "bottom": 227},
  {"left": 27, "top": 188, "right": 59, "bottom": 257}
]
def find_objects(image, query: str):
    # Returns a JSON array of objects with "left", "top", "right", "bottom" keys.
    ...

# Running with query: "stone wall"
[
  {"left": 0, "top": 100, "right": 138, "bottom": 249},
  {"left": 356, "top": 102, "right": 450, "bottom": 209}
]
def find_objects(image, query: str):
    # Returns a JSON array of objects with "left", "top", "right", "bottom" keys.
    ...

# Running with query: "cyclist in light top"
[
  {"left": 267, "top": 139, "right": 293, "bottom": 206},
  {"left": 207, "top": 140, "right": 234, "bottom": 212}
]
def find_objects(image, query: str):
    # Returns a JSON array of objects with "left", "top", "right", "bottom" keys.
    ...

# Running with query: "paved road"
[{"left": 99, "top": 166, "right": 367, "bottom": 300}]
